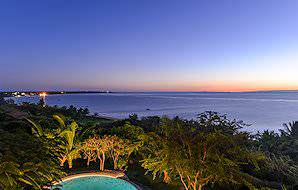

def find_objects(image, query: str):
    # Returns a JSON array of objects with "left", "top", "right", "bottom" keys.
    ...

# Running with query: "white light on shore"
[{"left": 39, "top": 92, "right": 47, "bottom": 97}]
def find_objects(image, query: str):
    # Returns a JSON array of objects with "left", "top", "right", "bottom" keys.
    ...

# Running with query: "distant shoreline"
[
  {"left": 0, "top": 91, "right": 114, "bottom": 98},
  {"left": 1, "top": 90, "right": 298, "bottom": 98}
]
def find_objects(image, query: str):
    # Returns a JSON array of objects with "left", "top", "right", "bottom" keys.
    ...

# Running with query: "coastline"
[{"left": 0, "top": 91, "right": 114, "bottom": 98}]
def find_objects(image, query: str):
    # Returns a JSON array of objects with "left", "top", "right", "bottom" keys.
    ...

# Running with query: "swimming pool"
[{"left": 51, "top": 176, "right": 138, "bottom": 190}]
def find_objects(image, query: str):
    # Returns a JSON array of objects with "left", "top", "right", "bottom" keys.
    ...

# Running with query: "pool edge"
[{"left": 49, "top": 171, "right": 142, "bottom": 190}]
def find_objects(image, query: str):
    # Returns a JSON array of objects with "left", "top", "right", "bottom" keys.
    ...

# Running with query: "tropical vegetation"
[{"left": 0, "top": 97, "right": 297, "bottom": 189}]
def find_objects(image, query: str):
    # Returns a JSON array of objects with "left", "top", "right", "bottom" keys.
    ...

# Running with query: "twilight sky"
[{"left": 1, "top": 0, "right": 298, "bottom": 92}]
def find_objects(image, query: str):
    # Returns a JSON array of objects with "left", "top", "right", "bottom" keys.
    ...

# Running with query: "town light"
[{"left": 39, "top": 92, "right": 47, "bottom": 97}]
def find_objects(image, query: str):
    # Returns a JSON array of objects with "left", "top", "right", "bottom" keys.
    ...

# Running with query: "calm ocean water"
[{"left": 11, "top": 92, "right": 298, "bottom": 132}]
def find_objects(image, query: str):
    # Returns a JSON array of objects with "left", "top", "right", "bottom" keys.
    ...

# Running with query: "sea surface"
[{"left": 10, "top": 92, "right": 298, "bottom": 132}]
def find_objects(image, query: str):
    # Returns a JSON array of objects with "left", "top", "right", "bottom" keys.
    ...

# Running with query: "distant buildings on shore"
[
  {"left": 0, "top": 91, "right": 37, "bottom": 98},
  {"left": 0, "top": 91, "right": 112, "bottom": 98}
]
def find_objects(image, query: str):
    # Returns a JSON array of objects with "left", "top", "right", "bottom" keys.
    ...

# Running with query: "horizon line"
[{"left": 2, "top": 89, "right": 298, "bottom": 93}]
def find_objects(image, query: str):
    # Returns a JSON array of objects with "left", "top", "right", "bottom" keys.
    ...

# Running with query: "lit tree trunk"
[
  {"left": 113, "top": 154, "right": 119, "bottom": 170},
  {"left": 163, "top": 170, "right": 170, "bottom": 183},
  {"left": 97, "top": 150, "right": 105, "bottom": 171},
  {"left": 87, "top": 156, "right": 90, "bottom": 166},
  {"left": 198, "top": 176, "right": 209, "bottom": 190},
  {"left": 97, "top": 151, "right": 102, "bottom": 171},
  {"left": 68, "top": 158, "right": 73, "bottom": 169},
  {"left": 191, "top": 183, "right": 197, "bottom": 190},
  {"left": 101, "top": 153, "right": 105, "bottom": 171},
  {"left": 198, "top": 184, "right": 203, "bottom": 190},
  {"left": 179, "top": 173, "right": 189, "bottom": 190},
  {"left": 59, "top": 156, "right": 67, "bottom": 167},
  {"left": 113, "top": 159, "right": 117, "bottom": 170}
]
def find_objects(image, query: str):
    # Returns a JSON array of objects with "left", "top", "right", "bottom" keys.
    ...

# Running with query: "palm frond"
[
  {"left": 53, "top": 115, "right": 66, "bottom": 128},
  {"left": 25, "top": 118, "right": 43, "bottom": 137}
]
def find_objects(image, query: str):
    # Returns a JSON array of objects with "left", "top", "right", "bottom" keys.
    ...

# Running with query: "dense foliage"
[
  {"left": 0, "top": 99, "right": 297, "bottom": 190},
  {"left": 139, "top": 114, "right": 264, "bottom": 190}
]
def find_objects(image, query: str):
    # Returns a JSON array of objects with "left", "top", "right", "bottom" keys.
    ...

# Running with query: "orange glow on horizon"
[{"left": 132, "top": 81, "right": 298, "bottom": 92}]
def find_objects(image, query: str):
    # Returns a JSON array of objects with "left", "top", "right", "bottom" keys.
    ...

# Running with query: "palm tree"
[
  {"left": 26, "top": 115, "right": 81, "bottom": 169},
  {"left": 280, "top": 121, "right": 298, "bottom": 163},
  {"left": 0, "top": 160, "right": 64, "bottom": 190},
  {"left": 0, "top": 161, "right": 25, "bottom": 189},
  {"left": 256, "top": 130, "right": 280, "bottom": 154},
  {"left": 282, "top": 121, "right": 298, "bottom": 137},
  {"left": 55, "top": 115, "right": 80, "bottom": 168}
]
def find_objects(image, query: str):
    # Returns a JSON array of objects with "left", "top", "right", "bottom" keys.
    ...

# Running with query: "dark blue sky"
[{"left": 1, "top": 0, "right": 298, "bottom": 92}]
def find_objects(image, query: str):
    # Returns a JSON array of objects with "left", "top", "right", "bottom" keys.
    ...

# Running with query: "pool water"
[{"left": 51, "top": 176, "right": 138, "bottom": 190}]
